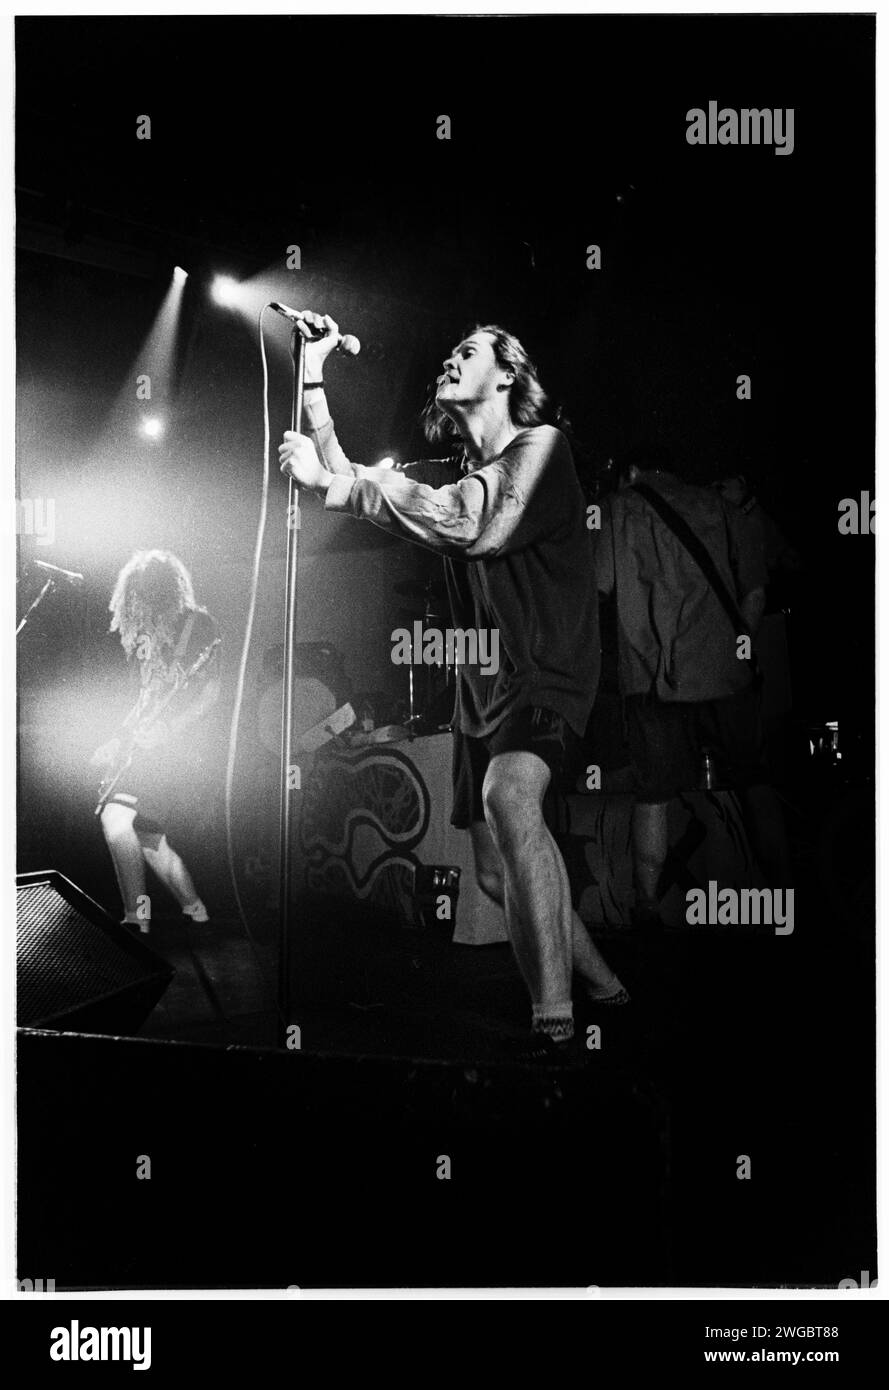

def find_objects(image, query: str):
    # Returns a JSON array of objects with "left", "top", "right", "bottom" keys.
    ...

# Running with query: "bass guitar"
[{"left": 94, "top": 637, "right": 220, "bottom": 816}]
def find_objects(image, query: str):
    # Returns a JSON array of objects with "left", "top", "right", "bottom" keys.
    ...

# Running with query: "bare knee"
[
  {"left": 476, "top": 866, "right": 504, "bottom": 907},
  {"left": 100, "top": 803, "right": 137, "bottom": 846},
  {"left": 482, "top": 770, "right": 544, "bottom": 848}
]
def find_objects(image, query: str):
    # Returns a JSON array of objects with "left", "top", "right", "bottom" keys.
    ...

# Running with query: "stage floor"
[
  {"left": 135, "top": 886, "right": 870, "bottom": 1079},
  {"left": 20, "top": 885, "right": 875, "bottom": 1289}
]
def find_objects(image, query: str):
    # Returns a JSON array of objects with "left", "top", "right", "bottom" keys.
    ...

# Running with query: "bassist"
[{"left": 91, "top": 550, "right": 221, "bottom": 928}]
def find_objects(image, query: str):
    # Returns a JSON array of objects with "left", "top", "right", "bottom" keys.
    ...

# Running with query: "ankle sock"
[
  {"left": 531, "top": 1002, "right": 574, "bottom": 1043},
  {"left": 585, "top": 981, "right": 631, "bottom": 1006}
]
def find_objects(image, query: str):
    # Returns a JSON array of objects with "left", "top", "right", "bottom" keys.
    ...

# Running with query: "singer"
[
  {"left": 91, "top": 550, "right": 221, "bottom": 929},
  {"left": 279, "top": 314, "right": 629, "bottom": 1061}
]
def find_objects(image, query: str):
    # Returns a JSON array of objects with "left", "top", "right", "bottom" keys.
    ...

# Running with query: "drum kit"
[
  {"left": 393, "top": 575, "right": 456, "bottom": 735},
  {"left": 268, "top": 577, "right": 458, "bottom": 752},
  {"left": 349, "top": 576, "right": 458, "bottom": 744}
]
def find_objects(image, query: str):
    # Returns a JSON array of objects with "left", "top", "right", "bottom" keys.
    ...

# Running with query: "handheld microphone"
[
  {"left": 268, "top": 303, "right": 361, "bottom": 357},
  {"left": 33, "top": 559, "right": 85, "bottom": 586}
]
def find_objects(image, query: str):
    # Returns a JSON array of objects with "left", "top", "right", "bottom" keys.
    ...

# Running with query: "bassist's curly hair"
[{"left": 109, "top": 549, "right": 198, "bottom": 675}]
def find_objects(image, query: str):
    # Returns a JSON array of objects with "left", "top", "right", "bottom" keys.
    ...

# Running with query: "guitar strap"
[
  {"left": 632, "top": 484, "right": 747, "bottom": 635},
  {"left": 631, "top": 482, "right": 761, "bottom": 682},
  {"left": 172, "top": 611, "right": 196, "bottom": 671},
  {"left": 161, "top": 612, "right": 198, "bottom": 716}
]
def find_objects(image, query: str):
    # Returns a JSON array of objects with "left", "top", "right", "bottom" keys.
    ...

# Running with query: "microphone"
[
  {"left": 33, "top": 558, "right": 84, "bottom": 586},
  {"left": 268, "top": 303, "right": 361, "bottom": 357}
]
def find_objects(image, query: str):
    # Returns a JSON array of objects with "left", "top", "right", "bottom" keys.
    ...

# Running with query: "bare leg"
[
  {"left": 571, "top": 910, "right": 628, "bottom": 1001},
  {"left": 476, "top": 752, "right": 627, "bottom": 1021},
  {"left": 479, "top": 753, "right": 571, "bottom": 1010},
  {"left": 139, "top": 831, "right": 207, "bottom": 918},
  {"left": 631, "top": 800, "right": 669, "bottom": 908},
  {"left": 100, "top": 802, "right": 148, "bottom": 921},
  {"left": 471, "top": 819, "right": 626, "bottom": 1000}
]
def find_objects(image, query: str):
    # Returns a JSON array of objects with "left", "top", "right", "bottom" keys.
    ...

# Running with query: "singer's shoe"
[
  {"left": 121, "top": 914, "right": 152, "bottom": 934},
  {"left": 182, "top": 900, "right": 209, "bottom": 924},
  {"left": 507, "top": 1031, "right": 582, "bottom": 1069}
]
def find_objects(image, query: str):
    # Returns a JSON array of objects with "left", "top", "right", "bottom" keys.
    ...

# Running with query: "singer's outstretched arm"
[
  {"left": 295, "top": 399, "right": 571, "bottom": 561},
  {"left": 301, "top": 391, "right": 459, "bottom": 490},
  {"left": 301, "top": 392, "right": 356, "bottom": 478}
]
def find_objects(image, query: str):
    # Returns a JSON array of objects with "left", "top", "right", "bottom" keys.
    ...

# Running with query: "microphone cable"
[{"left": 222, "top": 306, "right": 288, "bottom": 1035}]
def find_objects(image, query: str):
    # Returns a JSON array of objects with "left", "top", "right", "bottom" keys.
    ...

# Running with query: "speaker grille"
[{"left": 17, "top": 881, "right": 160, "bottom": 1026}]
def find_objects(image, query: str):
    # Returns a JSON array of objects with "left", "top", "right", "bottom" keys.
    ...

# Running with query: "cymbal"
[{"left": 393, "top": 577, "right": 447, "bottom": 601}]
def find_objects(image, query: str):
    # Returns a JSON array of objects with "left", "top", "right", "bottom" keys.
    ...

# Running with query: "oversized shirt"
[
  {"left": 595, "top": 471, "right": 768, "bottom": 702},
  {"left": 305, "top": 405, "right": 601, "bottom": 739}
]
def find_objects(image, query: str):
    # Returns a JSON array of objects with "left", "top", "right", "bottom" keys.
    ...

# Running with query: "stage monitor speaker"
[{"left": 16, "top": 870, "right": 174, "bottom": 1034}]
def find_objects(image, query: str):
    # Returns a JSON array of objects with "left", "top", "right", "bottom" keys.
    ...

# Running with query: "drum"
[{"left": 257, "top": 676, "right": 337, "bottom": 757}]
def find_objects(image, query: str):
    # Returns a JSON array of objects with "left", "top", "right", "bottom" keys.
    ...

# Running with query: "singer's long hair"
[
  {"left": 109, "top": 549, "right": 199, "bottom": 675},
  {"left": 421, "top": 324, "right": 549, "bottom": 446}
]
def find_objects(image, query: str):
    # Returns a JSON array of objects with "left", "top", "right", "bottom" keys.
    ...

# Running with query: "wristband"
[{"left": 303, "top": 381, "right": 325, "bottom": 391}]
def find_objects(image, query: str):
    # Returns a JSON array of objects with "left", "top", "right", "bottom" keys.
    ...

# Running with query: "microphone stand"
[
  {"left": 16, "top": 577, "right": 55, "bottom": 638},
  {"left": 278, "top": 328, "right": 306, "bottom": 1024}
]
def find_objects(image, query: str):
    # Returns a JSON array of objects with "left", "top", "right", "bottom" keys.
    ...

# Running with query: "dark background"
[
  {"left": 13, "top": 11, "right": 877, "bottom": 1296},
  {"left": 15, "top": 12, "right": 874, "bottom": 895}
]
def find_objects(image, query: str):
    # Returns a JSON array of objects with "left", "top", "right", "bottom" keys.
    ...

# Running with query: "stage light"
[
  {"left": 141, "top": 416, "right": 164, "bottom": 439},
  {"left": 212, "top": 275, "right": 241, "bottom": 308},
  {"left": 376, "top": 456, "right": 396, "bottom": 469},
  {"left": 173, "top": 265, "right": 188, "bottom": 285}
]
